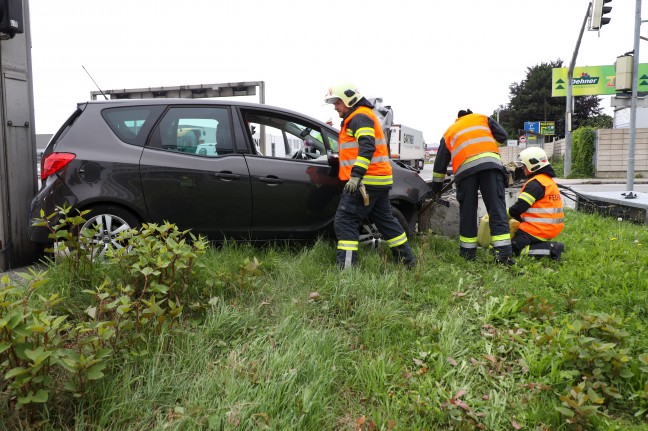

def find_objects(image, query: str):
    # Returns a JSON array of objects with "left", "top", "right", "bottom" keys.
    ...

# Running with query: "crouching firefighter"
[
  {"left": 324, "top": 82, "right": 415, "bottom": 269},
  {"left": 508, "top": 147, "right": 565, "bottom": 261}
]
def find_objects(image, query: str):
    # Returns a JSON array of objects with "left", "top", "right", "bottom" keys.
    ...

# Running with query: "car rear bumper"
[{"left": 28, "top": 177, "right": 78, "bottom": 243}]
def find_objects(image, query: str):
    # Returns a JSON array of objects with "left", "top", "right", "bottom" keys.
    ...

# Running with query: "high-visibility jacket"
[
  {"left": 442, "top": 113, "right": 501, "bottom": 176},
  {"left": 338, "top": 106, "right": 392, "bottom": 186},
  {"left": 518, "top": 173, "right": 564, "bottom": 240}
]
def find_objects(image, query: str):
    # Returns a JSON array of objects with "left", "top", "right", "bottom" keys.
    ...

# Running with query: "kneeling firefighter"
[
  {"left": 508, "top": 147, "right": 565, "bottom": 260},
  {"left": 324, "top": 83, "right": 415, "bottom": 269}
]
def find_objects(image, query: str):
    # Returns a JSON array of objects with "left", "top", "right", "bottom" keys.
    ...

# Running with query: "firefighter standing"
[
  {"left": 324, "top": 83, "right": 415, "bottom": 269},
  {"left": 508, "top": 147, "right": 565, "bottom": 260},
  {"left": 432, "top": 109, "right": 514, "bottom": 264}
]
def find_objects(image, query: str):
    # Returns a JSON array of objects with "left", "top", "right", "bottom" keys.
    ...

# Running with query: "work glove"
[{"left": 344, "top": 176, "right": 361, "bottom": 194}]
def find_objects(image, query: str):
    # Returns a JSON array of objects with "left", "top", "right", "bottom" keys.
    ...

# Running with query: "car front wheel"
[{"left": 358, "top": 206, "right": 412, "bottom": 248}]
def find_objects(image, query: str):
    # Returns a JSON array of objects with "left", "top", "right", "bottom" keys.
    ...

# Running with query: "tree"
[{"left": 495, "top": 60, "right": 604, "bottom": 138}]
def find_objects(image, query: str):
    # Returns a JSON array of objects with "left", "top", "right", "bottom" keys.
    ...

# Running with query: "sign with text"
[
  {"left": 539, "top": 121, "right": 555, "bottom": 135},
  {"left": 552, "top": 64, "right": 648, "bottom": 96},
  {"left": 524, "top": 121, "right": 555, "bottom": 135},
  {"left": 524, "top": 121, "right": 539, "bottom": 133}
]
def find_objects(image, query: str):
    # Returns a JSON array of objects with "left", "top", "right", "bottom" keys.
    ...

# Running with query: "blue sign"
[{"left": 524, "top": 121, "right": 539, "bottom": 133}]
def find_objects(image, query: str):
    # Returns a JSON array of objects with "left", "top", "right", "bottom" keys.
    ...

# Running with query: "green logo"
[{"left": 572, "top": 72, "right": 599, "bottom": 86}]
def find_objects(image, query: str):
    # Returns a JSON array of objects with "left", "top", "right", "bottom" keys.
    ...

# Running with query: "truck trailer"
[{"left": 388, "top": 124, "right": 425, "bottom": 170}]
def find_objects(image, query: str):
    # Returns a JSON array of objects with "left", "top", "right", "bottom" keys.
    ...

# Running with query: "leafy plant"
[{"left": 571, "top": 127, "right": 596, "bottom": 178}]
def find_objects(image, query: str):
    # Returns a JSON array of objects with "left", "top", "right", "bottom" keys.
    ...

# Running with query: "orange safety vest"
[
  {"left": 519, "top": 173, "right": 564, "bottom": 240},
  {"left": 338, "top": 106, "right": 392, "bottom": 185},
  {"left": 442, "top": 114, "right": 500, "bottom": 175}
]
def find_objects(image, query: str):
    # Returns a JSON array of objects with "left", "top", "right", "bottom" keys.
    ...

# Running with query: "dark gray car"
[{"left": 29, "top": 99, "right": 430, "bottom": 253}]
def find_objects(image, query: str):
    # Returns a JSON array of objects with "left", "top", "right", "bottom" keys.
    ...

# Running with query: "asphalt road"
[{"left": 418, "top": 163, "right": 648, "bottom": 210}]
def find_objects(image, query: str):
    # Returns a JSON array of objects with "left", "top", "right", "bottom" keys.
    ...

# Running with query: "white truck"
[{"left": 388, "top": 124, "right": 425, "bottom": 170}]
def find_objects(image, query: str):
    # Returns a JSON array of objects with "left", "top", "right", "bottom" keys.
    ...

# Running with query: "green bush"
[
  {"left": 571, "top": 127, "right": 596, "bottom": 178},
  {"left": 2, "top": 212, "right": 209, "bottom": 425}
]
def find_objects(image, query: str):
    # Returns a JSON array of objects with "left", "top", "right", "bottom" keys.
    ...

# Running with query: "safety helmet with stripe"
[
  {"left": 515, "top": 147, "right": 550, "bottom": 172},
  {"left": 324, "top": 83, "right": 361, "bottom": 108}
]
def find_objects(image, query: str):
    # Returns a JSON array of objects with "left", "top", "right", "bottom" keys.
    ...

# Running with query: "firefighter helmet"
[
  {"left": 324, "top": 83, "right": 361, "bottom": 107},
  {"left": 515, "top": 147, "right": 550, "bottom": 172}
]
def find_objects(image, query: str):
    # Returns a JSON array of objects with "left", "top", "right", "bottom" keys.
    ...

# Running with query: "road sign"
[
  {"left": 519, "top": 135, "right": 527, "bottom": 143},
  {"left": 539, "top": 121, "right": 555, "bottom": 135},
  {"left": 524, "top": 121, "right": 539, "bottom": 133}
]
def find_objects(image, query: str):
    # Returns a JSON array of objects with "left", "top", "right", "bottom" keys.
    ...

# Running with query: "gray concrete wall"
[{"left": 595, "top": 128, "right": 648, "bottom": 179}]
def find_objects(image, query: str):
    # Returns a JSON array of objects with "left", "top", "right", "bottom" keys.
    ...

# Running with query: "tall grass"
[{"left": 2, "top": 209, "right": 647, "bottom": 430}]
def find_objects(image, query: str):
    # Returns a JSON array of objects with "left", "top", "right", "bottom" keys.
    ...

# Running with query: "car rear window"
[{"left": 102, "top": 106, "right": 165, "bottom": 146}]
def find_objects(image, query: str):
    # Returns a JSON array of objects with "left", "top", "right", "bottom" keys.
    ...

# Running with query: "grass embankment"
[{"left": 1, "top": 209, "right": 647, "bottom": 430}]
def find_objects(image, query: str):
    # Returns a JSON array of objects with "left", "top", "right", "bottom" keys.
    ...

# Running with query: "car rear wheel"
[
  {"left": 358, "top": 206, "right": 412, "bottom": 248},
  {"left": 80, "top": 205, "right": 140, "bottom": 259}
]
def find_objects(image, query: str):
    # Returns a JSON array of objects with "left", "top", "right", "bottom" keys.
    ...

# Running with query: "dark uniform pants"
[
  {"left": 334, "top": 187, "right": 414, "bottom": 268},
  {"left": 456, "top": 168, "right": 512, "bottom": 260},
  {"left": 512, "top": 229, "right": 564, "bottom": 261}
]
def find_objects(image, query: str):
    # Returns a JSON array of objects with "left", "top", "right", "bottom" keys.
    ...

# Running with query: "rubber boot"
[
  {"left": 549, "top": 242, "right": 565, "bottom": 261},
  {"left": 392, "top": 244, "right": 416, "bottom": 269},
  {"left": 336, "top": 249, "right": 358, "bottom": 269},
  {"left": 493, "top": 246, "right": 516, "bottom": 266},
  {"left": 459, "top": 247, "right": 477, "bottom": 261}
]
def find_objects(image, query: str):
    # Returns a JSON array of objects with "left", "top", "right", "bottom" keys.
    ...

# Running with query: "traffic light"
[
  {"left": 555, "top": 119, "right": 565, "bottom": 138},
  {"left": 591, "top": 0, "right": 612, "bottom": 31},
  {"left": 0, "top": 0, "right": 23, "bottom": 39}
]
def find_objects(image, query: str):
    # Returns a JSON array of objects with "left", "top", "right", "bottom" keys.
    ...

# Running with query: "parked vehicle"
[
  {"left": 389, "top": 124, "right": 425, "bottom": 170},
  {"left": 29, "top": 99, "right": 430, "bottom": 255}
]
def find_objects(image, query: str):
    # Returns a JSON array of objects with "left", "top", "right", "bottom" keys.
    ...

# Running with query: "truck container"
[{"left": 388, "top": 124, "right": 425, "bottom": 169}]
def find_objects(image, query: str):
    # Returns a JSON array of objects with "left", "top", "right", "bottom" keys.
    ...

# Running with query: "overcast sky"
[{"left": 28, "top": 0, "right": 643, "bottom": 144}]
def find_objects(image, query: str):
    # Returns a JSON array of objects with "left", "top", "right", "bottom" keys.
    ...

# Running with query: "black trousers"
[
  {"left": 456, "top": 168, "right": 512, "bottom": 258},
  {"left": 334, "top": 187, "right": 413, "bottom": 267},
  {"left": 512, "top": 229, "right": 563, "bottom": 259}
]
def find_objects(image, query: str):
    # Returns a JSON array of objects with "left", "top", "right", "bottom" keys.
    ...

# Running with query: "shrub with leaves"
[
  {"left": 0, "top": 271, "right": 111, "bottom": 420},
  {"left": 571, "top": 127, "right": 595, "bottom": 178},
  {"left": 554, "top": 313, "right": 643, "bottom": 426}
]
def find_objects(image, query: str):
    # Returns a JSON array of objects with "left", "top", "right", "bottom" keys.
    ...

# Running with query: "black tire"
[
  {"left": 391, "top": 206, "right": 412, "bottom": 239},
  {"left": 358, "top": 206, "right": 412, "bottom": 247},
  {"left": 80, "top": 205, "right": 140, "bottom": 258}
]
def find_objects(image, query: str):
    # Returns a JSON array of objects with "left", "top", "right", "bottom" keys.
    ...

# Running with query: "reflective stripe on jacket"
[
  {"left": 442, "top": 114, "right": 501, "bottom": 176},
  {"left": 519, "top": 173, "right": 564, "bottom": 240},
  {"left": 338, "top": 106, "right": 392, "bottom": 185}
]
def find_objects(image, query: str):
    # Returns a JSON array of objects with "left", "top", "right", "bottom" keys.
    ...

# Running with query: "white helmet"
[
  {"left": 515, "top": 147, "right": 550, "bottom": 172},
  {"left": 324, "top": 83, "right": 361, "bottom": 107}
]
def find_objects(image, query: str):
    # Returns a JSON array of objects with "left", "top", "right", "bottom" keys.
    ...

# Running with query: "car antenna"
[{"left": 82, "top": 65, "right": 108, "bottom": 100}]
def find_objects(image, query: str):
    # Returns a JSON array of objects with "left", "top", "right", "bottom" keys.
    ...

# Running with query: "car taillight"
[{"left": 41, "top": 152, "right": 76, "bottom": 180}]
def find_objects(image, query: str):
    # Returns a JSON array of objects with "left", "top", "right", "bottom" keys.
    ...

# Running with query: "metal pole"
[
  {"left": 626, "top": 0, "right": 642, "bottom": 192},
  {"left": 565, "top": 2, "right": 592, "bottom": 177}
]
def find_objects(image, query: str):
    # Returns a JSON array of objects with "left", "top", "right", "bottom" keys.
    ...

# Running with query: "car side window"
[
  {"left": 243, "top": 111, "right": 327, "bottom": 160},
  {"left": 148, "top": 106, "right": 232, "bottom": 156},
  {"left": 102, "top": 106, "right": 165, "bottom": 146}
]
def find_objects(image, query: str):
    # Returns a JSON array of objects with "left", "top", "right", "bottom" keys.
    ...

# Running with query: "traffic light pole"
[
  {"left": 564, "top": 2, "right": 592, "bottom": 178},
  {"left": 626, "top": 0, "right": 642, "bottom": 192}
]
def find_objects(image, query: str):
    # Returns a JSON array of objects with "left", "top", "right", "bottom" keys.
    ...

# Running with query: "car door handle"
[
  {"left": 259, "top": 175, "right": 283, "bottom": 184},
  {"left": 215, "top": 171, "right": 241, "bottom": 180}
]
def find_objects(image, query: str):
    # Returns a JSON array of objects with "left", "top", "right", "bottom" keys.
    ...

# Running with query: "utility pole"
[
  {"left": 565, "top": 2, "right": 592, "bottom": 177},
  {"left": 626, "top": 0, "right": 643, "bottom": 193},
  {"left": 0, "top": 0, "right": 38, "bottom": 270}
]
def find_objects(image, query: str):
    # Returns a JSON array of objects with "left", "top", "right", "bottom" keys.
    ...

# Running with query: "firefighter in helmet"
[
  {"left": 508, "top": 147, "right": 565, "bottom": 260},
  {"left": 324, "top": 83, "right": 415, "bottom": 269}
]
